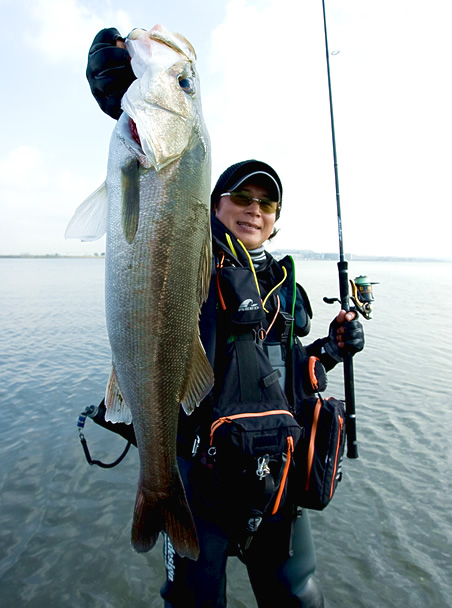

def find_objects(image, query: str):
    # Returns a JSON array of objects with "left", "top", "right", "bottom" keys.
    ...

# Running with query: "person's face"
[{"left": 214, "top": 182, "right": 277, "bottom": 250}]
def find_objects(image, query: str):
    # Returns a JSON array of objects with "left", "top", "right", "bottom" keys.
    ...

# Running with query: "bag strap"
[{"left": 235, "top": 337, "right": 260, "bottom": 402}]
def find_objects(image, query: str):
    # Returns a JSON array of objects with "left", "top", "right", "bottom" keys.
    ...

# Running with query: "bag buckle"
[
  {"left": 192, "top": 434, "right": 201, "bottom": 457},
  {"left": 279, "top": 311, "right": 294, "bottom": 345},
  {"left": 256, "top": 454, "right": 271, "bottom": 479}
]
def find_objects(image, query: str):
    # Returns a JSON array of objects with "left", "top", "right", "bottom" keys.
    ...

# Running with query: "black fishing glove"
[
  {"left": 86, "top": 27, "right": 136, "bottom": 119},
  {"left": 324, "top": 313, "right": 365, "bottom": 362}
]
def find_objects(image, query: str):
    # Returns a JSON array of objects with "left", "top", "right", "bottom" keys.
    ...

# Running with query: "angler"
[{"left": 80, "top": 27, "right": 366, "bottom": 608}]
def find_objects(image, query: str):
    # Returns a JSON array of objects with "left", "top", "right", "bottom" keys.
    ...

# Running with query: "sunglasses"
[{"left": 220, "top": 191, "right": 280, "bottom": 215}]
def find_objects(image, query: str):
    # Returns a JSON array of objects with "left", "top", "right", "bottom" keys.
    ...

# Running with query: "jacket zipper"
[
  {"left": 329, "top": 414, "right": 344, "bottom": 499},
  {"left": 305, "top": 397, "right": 323, "bottom": 491},
  {"left": 271, "top": 436, "right": 294, "bottom": 514},
  {"left": 210, "top": 410, "right": 295, "bottom": 445}
]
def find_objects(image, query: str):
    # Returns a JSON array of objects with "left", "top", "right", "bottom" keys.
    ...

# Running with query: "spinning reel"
[{"left": 324, "top": 275, "right": 378, "bottom": 320}]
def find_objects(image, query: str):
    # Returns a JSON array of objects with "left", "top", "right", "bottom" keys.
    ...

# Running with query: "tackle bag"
[
  {"left": 294, "top": 395, "right": 346, "bottom": 510},
  {"left": 208, "top": 335, "right": 303, "bottom": 544},
  {"left": 288, "top": 336, "right": 346, "bottom": 510}
]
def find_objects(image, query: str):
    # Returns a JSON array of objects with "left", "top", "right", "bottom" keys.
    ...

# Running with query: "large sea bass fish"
[{"left": 66, "top": 26, "right": 214, "bottom": 560}]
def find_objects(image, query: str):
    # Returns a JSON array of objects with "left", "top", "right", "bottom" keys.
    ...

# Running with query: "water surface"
[{"left": 0, "top": 258, "right": 450, "bottom": 607}]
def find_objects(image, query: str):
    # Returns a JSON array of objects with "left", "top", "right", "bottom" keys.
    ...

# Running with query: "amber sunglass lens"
[
  {"left": 259, "top": 200, "right": 279, "bottom": 214},
  {"left": 230, "top": 192, "right": 278, "bottom": 214},
  {"left": 229, "top": 193, "right": 250, "bottom": 206}
]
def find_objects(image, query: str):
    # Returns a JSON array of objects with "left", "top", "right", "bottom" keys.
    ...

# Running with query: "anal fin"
[{"left": 105, "top": 366, "right": 133, "bottom": 424}]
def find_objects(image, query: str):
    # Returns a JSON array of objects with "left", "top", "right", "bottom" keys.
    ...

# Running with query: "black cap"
[{"left": 211, "top": 160, "right": 283, "bottom": 219}]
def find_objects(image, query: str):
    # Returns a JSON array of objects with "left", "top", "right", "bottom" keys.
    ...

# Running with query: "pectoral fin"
[
  {"left": 121, "top": 159, "right": 140, "bottom": 243},
  {"left": 65, "top": 181, "right": 108, "bottom": 241}
]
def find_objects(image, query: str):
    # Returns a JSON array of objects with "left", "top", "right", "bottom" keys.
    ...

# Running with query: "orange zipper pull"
[
  {"left": 308, "top": 356, "right": 320, "bottom": 390},
  {"left": 272, "top": 436, "right": 294, "bottom": 515}
]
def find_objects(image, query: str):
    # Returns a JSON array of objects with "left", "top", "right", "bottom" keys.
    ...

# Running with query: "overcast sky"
[{"left": 1, "top": 0, "right": 451, "bottom": 259}]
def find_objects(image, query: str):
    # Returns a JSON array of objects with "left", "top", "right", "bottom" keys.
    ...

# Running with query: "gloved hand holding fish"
[{"left": 66, "top": 25, "right": 214, "bottom": 560}]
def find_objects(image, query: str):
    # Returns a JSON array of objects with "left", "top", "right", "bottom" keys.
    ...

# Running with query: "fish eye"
[{"left": 178, "top": 76, "right": 195, "bottom": 95}]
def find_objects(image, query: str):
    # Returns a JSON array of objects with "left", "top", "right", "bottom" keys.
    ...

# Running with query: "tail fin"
[{"left": 131, "top": 473, "right": 199, "bottom": 560}]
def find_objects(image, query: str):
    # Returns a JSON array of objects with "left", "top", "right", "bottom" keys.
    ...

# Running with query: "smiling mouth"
[{"left": 237, "top": 221, "right": 260, "bottom": 230}]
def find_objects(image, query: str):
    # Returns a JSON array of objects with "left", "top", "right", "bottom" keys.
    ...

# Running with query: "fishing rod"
[{"left": 321, "top": 0, "right": 361, "bottom": 459}]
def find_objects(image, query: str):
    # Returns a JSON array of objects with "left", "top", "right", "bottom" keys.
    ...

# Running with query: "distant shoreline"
[
  {"left": 1, "top": 252, "right": 450, "bottom": 263},
  {"left": 0, "top": 254, "right": 105, "bottom": 259},
  {"left": 271, "top": 250, "right": 452, "bottom": 263}
]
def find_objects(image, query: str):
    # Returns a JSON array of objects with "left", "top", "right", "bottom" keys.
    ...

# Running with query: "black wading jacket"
[{"left": 176, "top": 215, "right": 337, "bottom": 459}]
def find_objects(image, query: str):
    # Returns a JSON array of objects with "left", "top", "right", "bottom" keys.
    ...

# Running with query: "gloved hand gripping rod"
[{"left": 321, "top": 0, "right": 358, "bottom": 458}]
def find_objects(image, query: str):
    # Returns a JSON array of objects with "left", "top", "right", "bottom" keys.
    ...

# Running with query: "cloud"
[
  {"left": 0, "top": 144, "right": 104, "bottom": 255},
  {"left": 0, "top": 146, "right": 49, "bottom": 189},
  {"left": 203, "top": 0, "right": 339, "bottom": 250},
  {"left": 25, "top": 0, "right": 133, "bottom": 64},
  {"left": 0, "top": 145, "right": 94, "bottom": 209},
  {"left": 4, "top": 0, "right": 450, "bottom": 258},
  {"left": 206, "top": 0, "right": 327, "bottom": 158},
  {"left": 201, "top": 0, "right": 452, "bottom": 259}
]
